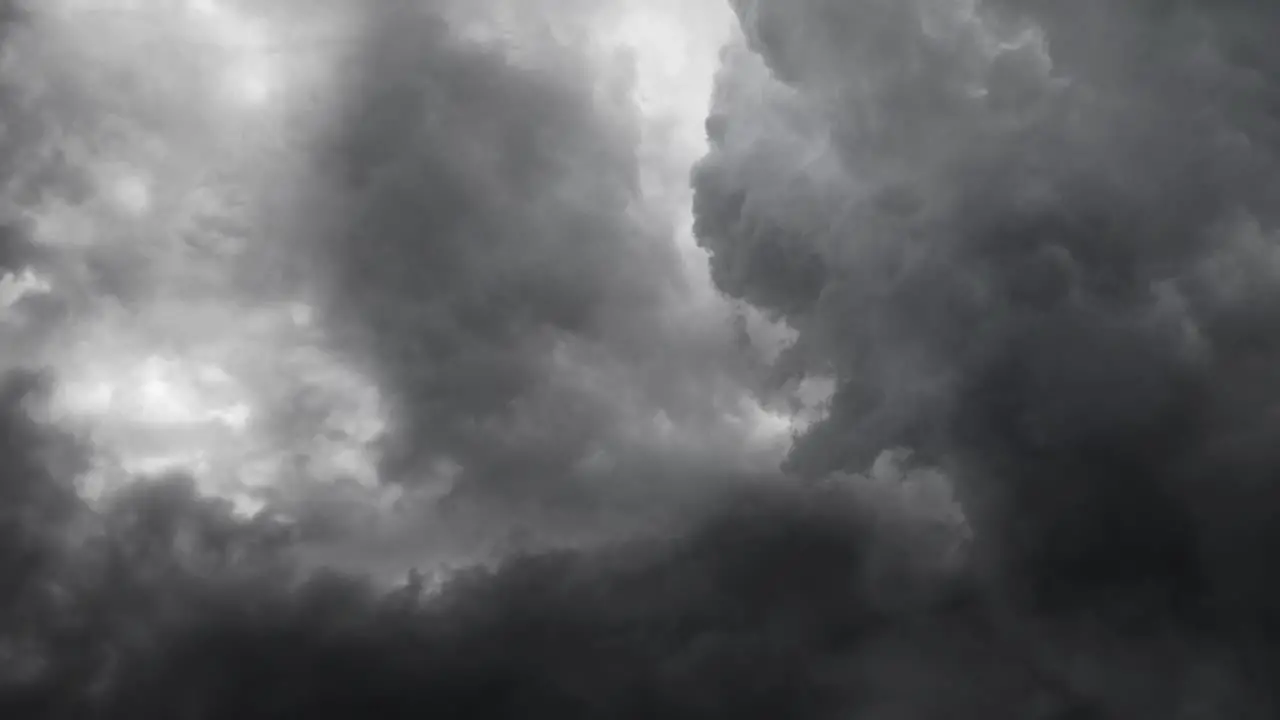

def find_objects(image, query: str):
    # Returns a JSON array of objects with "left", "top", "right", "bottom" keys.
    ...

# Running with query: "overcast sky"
[
  {"left": 1, "top": 0, "right": 808, "bottom": 565},
  {"left": 5, "top": 1, "right": 1280, "bottom": 717}
]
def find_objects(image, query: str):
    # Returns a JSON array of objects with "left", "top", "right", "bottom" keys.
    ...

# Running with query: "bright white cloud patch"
[
  {"left": 186, "top": 0, "right": 280, "bottom": 107},
  {"left": 8, "top": 0, "right": 383, "bottom": 517},
  {"left": 105, "top": 169, "right": 152, "bottom": 216},
  {"left": 42, "top": 298, "right": 389, "bottom": 516},
  {"left": 0, "top": 269, "right": 52, "bottom": 313},
  {"left": 227, "top": 60, "right": 274, "bottom": 106},
  {"left": 608, "top": 10, "right": 690, "bottom": 115},
  {"left": 598, "top": 2, "right": 814, "bottom": 450}
]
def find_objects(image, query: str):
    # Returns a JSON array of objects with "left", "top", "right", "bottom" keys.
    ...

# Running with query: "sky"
[
  {"left": 4, "top": 0, "right": 1280, "bottom": 717},
  {"left": 2, "top": 0, "right": 810, "bottom": 562}
]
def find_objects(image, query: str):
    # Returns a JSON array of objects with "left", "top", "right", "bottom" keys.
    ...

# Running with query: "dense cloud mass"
[
  {"left": 693, "top": 0, "right": 1280, "bottom": 710},
  {"left": 7, "top": 0, "right": 1280, "bottom": 717},
  {"left": 322, "top": 0, "right": 769, "bottom": 513}
]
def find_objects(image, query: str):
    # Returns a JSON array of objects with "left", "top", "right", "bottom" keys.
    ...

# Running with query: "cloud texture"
[
  {"left": 695, "top": 0, "right": 1280, "bottom": 621},
  {"left": 7, "top": 0, "right": 1280, "bottom": 717}
]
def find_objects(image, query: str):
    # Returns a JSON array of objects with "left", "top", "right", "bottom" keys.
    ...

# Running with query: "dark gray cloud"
[
  {"left": 694, "top": 0, "right": 1280, "bottom": 697},
  {"left": 0, "top": 395, "right": 1103, "bottom": 720},
  {"left": 13, "top": 0, "right": 1280, "bottom": 717},
  {"left": 86, "top": 488, "right": 1029, "bottom": 720},
  {"left": 0, "top": 366, "right": 1261, "bottom": 719},
  {"left": 311, "top": 0, "right": 783, "bottom": 538}
]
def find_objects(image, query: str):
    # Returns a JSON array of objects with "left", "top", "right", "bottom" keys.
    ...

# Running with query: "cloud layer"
[{"left": 8, "top": 0, "right": 1280, "bottom": 717}]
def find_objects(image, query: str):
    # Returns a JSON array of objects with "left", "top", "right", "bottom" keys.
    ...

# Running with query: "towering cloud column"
[{"left": 694, "top": 0, "right": 1280, "bottom": 622}]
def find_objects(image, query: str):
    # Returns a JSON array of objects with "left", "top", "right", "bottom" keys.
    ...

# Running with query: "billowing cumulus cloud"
[
  {"left": 308, "top": 0, "right": 793, "bottom": 553},
  {"left": 0, "top": 0, "right": 787, "bottom": 556},
  {"left": 3, "top": 0, "right": 826, "bottom": 710},
  {"left": 694, "top": 0, "right": 1280, "bottom": 709},
  {"left": 0, "top": 364, "right": 978, "bottom": 718},
  {"left": 12, "top": 0, "right": 1280, "bottom": 717}
]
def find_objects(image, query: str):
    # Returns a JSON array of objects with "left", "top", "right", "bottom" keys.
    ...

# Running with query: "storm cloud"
[
  {"left": 306, "top": 0, "right": 788, "bottom": 550},
  {"left": 8, "top": 0, "right": 1280, "bottom": 717},
  {"left": 694, "top": 0, "right": 1280, "bottom": 699}
]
